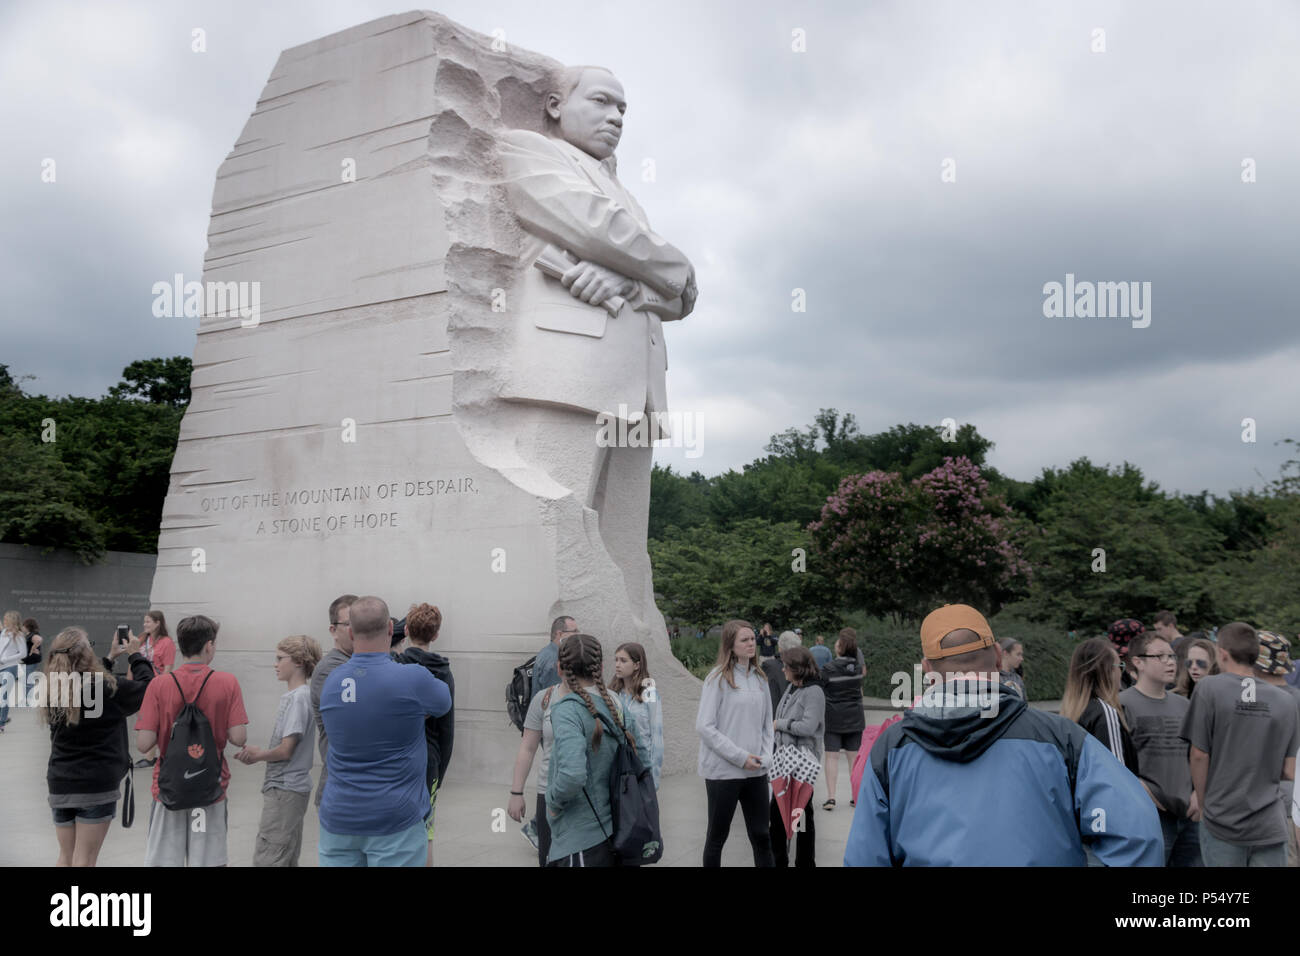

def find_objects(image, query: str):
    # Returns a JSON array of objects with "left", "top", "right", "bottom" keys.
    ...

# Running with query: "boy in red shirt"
[{"left": 135, "top": 614, "right": 249, "bottom": 866}]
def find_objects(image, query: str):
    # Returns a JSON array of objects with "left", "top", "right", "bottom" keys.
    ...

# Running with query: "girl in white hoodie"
[
  {"left": 695, "top": 619, "right": 774, "bottom": 867},
  {"left": 0, "top": 610, "right": 28, "bottom": 731}
]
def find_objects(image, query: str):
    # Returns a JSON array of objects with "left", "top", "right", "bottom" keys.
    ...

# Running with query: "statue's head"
[{"left": 544, "top": 65, "right": 625, "bottom": 160}]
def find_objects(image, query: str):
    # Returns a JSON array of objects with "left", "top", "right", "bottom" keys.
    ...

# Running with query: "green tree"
[
  {"left": 707, "top": 455, "right": 844, "bottom": 529},
  {"left": 709, "top": 417, "right": 1002, "bottom": 531},
  {"left": 0, "top": 432, "right": 105, "bottom": 560},
  {"left": 833, "top": 422, "right": 997, "bottom": 480},
  {"left": 108, "top": 356, "right": 192, "bottom": 407},
  {"left": 1014, "top": 459, "right": 1223, "bottom": 632},
  {"left": 809, "top": 458, "right": 1027, "bottom": 623},
  {"left": 1205, "top": 445, "right": 1300, "bottom": 634},
  {"left": 648, "top": 464, "right": 710, "bottom": 539},
  {"left": 649, "top": 518, "right": 839, "bottom": 632},
  {"left": 0, "top": 358, "right": 188, "bottom": 557}
]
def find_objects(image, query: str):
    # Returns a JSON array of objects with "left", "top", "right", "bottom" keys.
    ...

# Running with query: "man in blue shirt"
[
  {"left": 810, "top": 634, "right": 832, "bottom": 669},
  {"left": 532, "top": 615, "right": 577, "bottom": 693},
  {"left": 319, "top": 595, "right": 451, "bottom": 866},
  {"left": 519, "top": 614, "right": 578, "bottom": 850}
]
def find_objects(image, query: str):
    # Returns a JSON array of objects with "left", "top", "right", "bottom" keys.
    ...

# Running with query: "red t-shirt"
[
  {"left": 135, "top": 662, "right": 248, "bottom": 801},
  {"left": 150, "top": 636, "right": 176, "bottom": 676}
]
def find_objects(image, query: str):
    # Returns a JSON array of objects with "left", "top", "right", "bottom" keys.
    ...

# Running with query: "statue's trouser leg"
[
  {"left": 506, "top": 406, "right": 656, "bottom": 620},
  {"left": 590, "top": 441, "right": 655, "bottom": 620},
  {"left": 505, "top": 406, "right": 603, "bottom": 505}
]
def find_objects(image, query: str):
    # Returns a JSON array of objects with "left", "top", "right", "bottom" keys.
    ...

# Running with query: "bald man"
[{"left": 318, "top": 596, "right": 451, "bottom": 866}]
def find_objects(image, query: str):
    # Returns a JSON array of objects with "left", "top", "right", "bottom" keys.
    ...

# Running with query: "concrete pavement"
[
  {"left": 0, "top": 706, "right": 858, "bottom": 867},
  {"left": 1, "top": 694, "right": 1060, "bottom": 867}
]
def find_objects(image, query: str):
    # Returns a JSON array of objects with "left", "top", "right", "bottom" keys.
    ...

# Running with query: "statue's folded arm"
[{"left": 498, "top": 130, "right": 694, "bottom": 302}]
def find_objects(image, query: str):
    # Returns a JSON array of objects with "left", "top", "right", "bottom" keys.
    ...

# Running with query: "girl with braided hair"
[{"left": 545, "top": 633, "right": 646, "bottom": 866}]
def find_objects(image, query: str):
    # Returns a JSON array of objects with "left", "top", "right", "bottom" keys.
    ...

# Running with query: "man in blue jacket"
[{"left": 845, "top": 604, "right": 1163, "bottom": 866}]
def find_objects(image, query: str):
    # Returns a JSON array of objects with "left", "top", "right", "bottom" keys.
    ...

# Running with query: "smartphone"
[{"left": 115, "top": 624, "right": 129, "bottom": 644}]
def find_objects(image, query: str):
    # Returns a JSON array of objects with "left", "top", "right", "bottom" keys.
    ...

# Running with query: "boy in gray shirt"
[
  {"left": 237, "top": 636, "right": 322, "bottom": 866},
  {"left": 1120, "top": 633, "right": 1200, "bottom": 865},
  {"left": 1180, "top": 623, "right": 1299, "bottom": 867}
]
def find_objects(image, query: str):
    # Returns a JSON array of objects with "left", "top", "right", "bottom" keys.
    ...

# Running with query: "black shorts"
[
  {"left": 546, "top": 837, "right": 618, "bottom": 867},
  {"left": 52, "top": 802, "right": 116, "bottom": 826},
  {"left": 824, "top": 730, "right": 862, "bottom": 753}
]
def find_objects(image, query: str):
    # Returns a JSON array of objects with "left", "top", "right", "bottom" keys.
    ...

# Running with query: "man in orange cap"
[{"left": 845, "top": 604, "right": 1163, "bottom": 866}]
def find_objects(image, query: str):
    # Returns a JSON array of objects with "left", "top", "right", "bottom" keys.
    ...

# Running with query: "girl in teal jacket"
[{"left": 545, "top": 633, "right": 645, "bottom": 866}]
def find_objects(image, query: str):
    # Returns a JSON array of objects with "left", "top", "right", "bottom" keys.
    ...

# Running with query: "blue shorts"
[
  {"left": 52, "top": 802, "right": 116, "bottom": 827},
  {"left": 319, "top": 819, "right": 427, "bottom": 867}
]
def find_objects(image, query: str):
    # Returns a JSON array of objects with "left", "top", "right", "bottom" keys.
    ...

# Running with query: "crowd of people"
[
  {"left": 507, "top": 615, "right": 661, "bottom": 866},
  {"left": 7, "top": 594, "right": 1299, "bottom": 868},
  {"left": 12, "top": 596, "right": 455, "bottom": 868},
  {"left": 1057, "top": 613, "right": 1300, "bottom": 867},
  {"left": 1, "top": 611, "right": 44, "bottom": 731}
]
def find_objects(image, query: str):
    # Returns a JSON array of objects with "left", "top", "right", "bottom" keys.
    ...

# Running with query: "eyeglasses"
[
  {"left": 1188, "top": 659, "right": 1210, "bottom": 669},
  {"left": 1136, "top": 653, "right": 1176, "bottom": 662}
]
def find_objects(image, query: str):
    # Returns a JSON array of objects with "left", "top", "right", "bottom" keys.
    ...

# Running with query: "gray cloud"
[{"left": 3, "top": 0, "right": 1296, "bottom": 496}]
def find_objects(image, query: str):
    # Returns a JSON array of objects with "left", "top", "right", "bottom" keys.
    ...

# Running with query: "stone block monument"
[{"left": 148, "top": 10, "right": 702, "bottom": 782}]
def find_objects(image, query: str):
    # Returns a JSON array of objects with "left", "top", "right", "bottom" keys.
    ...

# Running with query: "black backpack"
[
  {"left": 157, "top": 671, "right": 224, "bottom": 811},
  {"left": 506, "top": 655, "right": 537, "bottom": 733},
  {"left": 578, "top": 706, "right": 664, "bottom": 866}
]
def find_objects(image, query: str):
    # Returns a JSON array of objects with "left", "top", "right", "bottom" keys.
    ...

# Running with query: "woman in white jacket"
[
  {"left": 1, "top": 610, "right": 28, "bottom": 731},
  {"left": 695, "top": 619, "right": 774, "bottom": 867}
]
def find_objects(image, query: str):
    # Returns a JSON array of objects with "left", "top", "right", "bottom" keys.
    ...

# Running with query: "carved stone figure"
[
  {"left": 148, "top": 13, "right": 703, "bottom": 782},
  {"left": 474, "top": 66, "right": 698, "bottom": 614}
]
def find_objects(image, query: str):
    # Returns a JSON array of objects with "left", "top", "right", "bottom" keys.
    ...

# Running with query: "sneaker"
[
  {"left": 521, "top": 818, "right": 539, "bottom": 850},
  {"left": 134, "top": 757, "right": 157, "bottom": 769}
]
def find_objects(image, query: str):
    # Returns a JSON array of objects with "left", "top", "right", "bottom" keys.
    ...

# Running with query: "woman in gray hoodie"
[
  {"left": 768, "top": 646, "right": 825, "bottom": 867},
  {"left": 695, "top": 619, "right": 775, "bottom": 867}
]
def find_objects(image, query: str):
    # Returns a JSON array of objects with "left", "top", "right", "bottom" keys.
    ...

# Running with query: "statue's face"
[{"left": 549, "top": 69, "right": 626, "bottom": 160}]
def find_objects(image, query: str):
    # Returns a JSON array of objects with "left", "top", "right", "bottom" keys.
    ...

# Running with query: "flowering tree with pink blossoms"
[{"left": 809, "top": 456, "right": 1029, "bottom": 623}]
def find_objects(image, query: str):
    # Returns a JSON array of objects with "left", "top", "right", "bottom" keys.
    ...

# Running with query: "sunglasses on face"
[{"left": 1188, "top": 659, "right": 1209, "bottom": 669}]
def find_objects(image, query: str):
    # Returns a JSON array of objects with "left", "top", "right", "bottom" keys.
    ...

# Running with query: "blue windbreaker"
[{"left": 844, "top": 679, "right": 1163, "bottom": 866}]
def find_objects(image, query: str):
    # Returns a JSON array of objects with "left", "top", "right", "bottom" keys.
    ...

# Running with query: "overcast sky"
[{"left": 3, "top": 0, "right": 1297, "bottom": 496}]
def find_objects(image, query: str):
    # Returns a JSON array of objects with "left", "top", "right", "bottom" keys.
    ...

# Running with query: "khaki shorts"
[
  {"left": 254, "top": 788, "right": 310, "bottom": 867},
  {"left": 145, "top": 799, "right": 229, "bottom": 867}
]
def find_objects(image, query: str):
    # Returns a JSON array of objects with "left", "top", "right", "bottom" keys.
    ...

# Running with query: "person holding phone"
[
  {"left": 695, "top": 619, "right": 775, "bottom": 867},
  {"left": 128, "top": 611, "right": 172, "bottom": 768},
  {"left": 42, "top": 626, "right": 154, "bottom": 865},
  {"left": 20, "top": 618, "right": 43, "bottom": 699}
]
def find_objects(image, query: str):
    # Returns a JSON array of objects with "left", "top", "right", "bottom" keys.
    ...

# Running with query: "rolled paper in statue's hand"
[{"left": 534, "top": 244, "right": 625, "bottom": 316}]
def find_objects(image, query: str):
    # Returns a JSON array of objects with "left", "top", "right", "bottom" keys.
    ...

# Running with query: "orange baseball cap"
[{"left": 921, "top": 604, "right": 995, "bottom": 659}]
